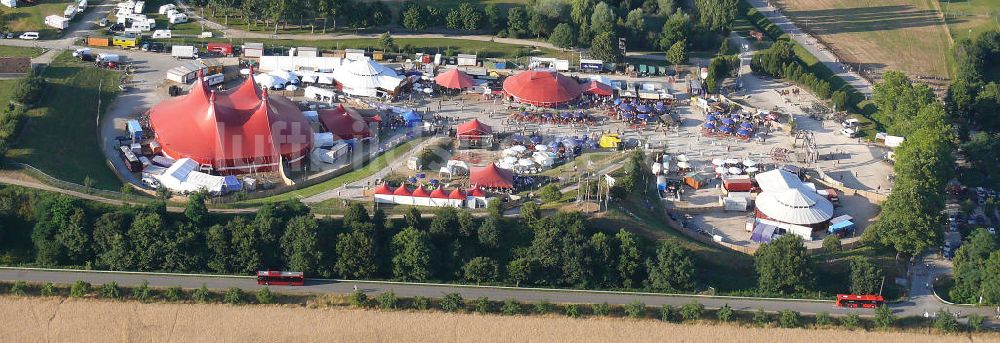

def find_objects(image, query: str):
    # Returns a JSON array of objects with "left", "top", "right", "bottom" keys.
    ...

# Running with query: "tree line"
[
  {"left": 193, "top": 0, "right": 743, "bottom": 64},
  {"left": 749, "top": 41, "right": 834, "bottom": 101},
  {"left": 12, "top": 188, "right": 707, "bottom": 293},
  {"left": 860, "top": 71, "right": 954, "bottom": 260},
  {"left": 0, "top": 70, "right": 45, "bottom": 164}
]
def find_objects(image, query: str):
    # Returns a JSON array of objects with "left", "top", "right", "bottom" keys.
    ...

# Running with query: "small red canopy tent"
[
  {"left": 470, "top": 164, "right": 514, "bottom": 189},
  {"left": 457, "top": 119, "right": 492, "bottom": 137},
  {"left": 430, "top": 187, "right": 449, "bottom": 199},
  {"left": 319, "top": 104, "right": 371, "bottom": 140},
  {"left": 411, "top": 186, "right": 431, "bottom": 198},
  {"left": 581, "top": 81, "right": 613, "bottom": 96},
  {"left": 448, "top": 188, "right": 466, "bottom": 200},
  {"left": 467, "top": 187, "right": 487, "bottom": 197},
  {"left": 434, "top": 69, "right": 476, "bottom": 89},
  {"left": 393, "top": 185, "right": 412, "bottom": 196},
  {"left": 374, "top": 183, "right": 393, "bottom": 195}
]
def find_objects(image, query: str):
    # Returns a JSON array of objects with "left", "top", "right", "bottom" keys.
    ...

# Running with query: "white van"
[
  {"left": 18, "top": 32, "right": 39, "bottom": 40},
  {"left": 151, "top": 29, "right": 171, "bottom": 39}
]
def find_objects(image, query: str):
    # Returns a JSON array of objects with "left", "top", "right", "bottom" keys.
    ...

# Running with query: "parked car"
[
  {"left": 19, "top": 32, "right": 39, "bottom": 40},
  {"left": 5, "top": 32, "right": 13, "bottom": 39}
]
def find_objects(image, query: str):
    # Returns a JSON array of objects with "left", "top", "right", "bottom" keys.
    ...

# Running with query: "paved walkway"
[
  {"left": 745, "top": 0, "right": 873, "bottom": 97},
  {"left": 302, "top": 136, "right": 446, "bottom": 204}
]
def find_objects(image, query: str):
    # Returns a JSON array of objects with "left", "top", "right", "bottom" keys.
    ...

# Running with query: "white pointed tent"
[{"left": 332, "top": 58, "right": 405, "bottom": 97}]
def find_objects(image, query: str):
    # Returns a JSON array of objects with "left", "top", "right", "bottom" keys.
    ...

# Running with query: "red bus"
[
  {"left": 256, "top": 271, "right": 305, "bottom": 286},
  {"left": 835, "top": 294, "right": 884, "bottom": 308}
]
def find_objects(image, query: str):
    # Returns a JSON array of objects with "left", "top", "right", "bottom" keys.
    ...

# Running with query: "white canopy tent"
[{"left": 153, "top": 158, "right": 225, "bottom": 194}]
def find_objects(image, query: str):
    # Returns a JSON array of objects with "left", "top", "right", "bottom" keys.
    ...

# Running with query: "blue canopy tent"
[
  {"left": 736, "top": 129, "right": 751, "bottom": 136},
  {"left": 722, "top": 118, "right": 735, "bottom": 125},
  {"left": 740, "top": 122, "right": 753, "bottom": 129},
  {"left": 619, "top": 103, "right": 634, "bottom": 112},
  {"left": 402, "top": 110, "right": 422, "bottom": 127},
  {"left": 654, "top": 102, "right": 667, "bottom": 113},
  {"left": 636, "top": 104, "right": 652, "bottom": 113},
  {"left": 530, "top": 135, "right": 543, "bottom": 144},
  {"left": 703, "top": 122, "right": 715, "bottom": 129},
  {"left": 720, "top": 126, "right": 734, "bottom": 133},
  {"left": 223, "top": 176, "right": 242, "bottom": 192},
  {"left": 828, "top": 220, "right": 855, "bottom": 235},
  {"left": 706, "top": 115, "right": 717, "bottom": 122},
  {"left": 511, "top": 134, "right": 525, "bottom": 142}
]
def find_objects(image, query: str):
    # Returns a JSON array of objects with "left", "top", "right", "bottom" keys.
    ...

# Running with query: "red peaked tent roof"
[
  {"left": 581, "top": 81, "right": 613, "bottom": 96},
  {"left": 148, "top": 70, "right": 313, "bottom": 173},
  {"left": 456, "top": 119, "right": 492, "bottom": 137},
  {"left": 470, "top": 164, "right": 514, "bottom": 188},
  {"left": 411, "top": 186, "right": 430, "bottom": 197},
  {"left": 374, "top": 183, "right": 393, "bottom": 195},
  {"left": 467, "top": 187, "right": 486, "bottom": 197},
  {"left": 430, "top": 187, "right": 449, "bottom": 199},
  {"left": 393, "top": 185, "right": 412, "bottom": 196},
  {"left": 318, "top": 104, "right": 372, "bottom": 139},
  {"left": 448, "top": 188, "right": 466, "bottom": 199},
  {"left": 434, "top": 68, "right": 475, "bottom": 89},
  {"left": 502, "top": 71, "right": 581, "bottom": 107}
]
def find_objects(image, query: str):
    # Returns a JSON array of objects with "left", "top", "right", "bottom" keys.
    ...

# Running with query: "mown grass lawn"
[
  {"left": 0, "top": 45, "right": 46, "bottom": 58},
  {"left": 5, "top": 52, "right": 122, "bottom": 190},
  {"left": 4, "top": 0, "right": 79, "bottom": 38}
]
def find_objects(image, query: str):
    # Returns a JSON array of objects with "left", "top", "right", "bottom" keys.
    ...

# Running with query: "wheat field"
[
  {"left": 1, "top": 296, "right": 996, "bottom": 342},
  {"left": 776, "top": 0, "right": 952, "bottom": 82}
]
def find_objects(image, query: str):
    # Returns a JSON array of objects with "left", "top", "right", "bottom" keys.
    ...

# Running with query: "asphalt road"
[{"left": 0, "top": 267, "right": 907, "bottom": 317}]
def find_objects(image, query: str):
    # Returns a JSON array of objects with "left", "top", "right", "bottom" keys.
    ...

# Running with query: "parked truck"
[{"left": 171, "top": 45, "right": 198, "bottom": 59}]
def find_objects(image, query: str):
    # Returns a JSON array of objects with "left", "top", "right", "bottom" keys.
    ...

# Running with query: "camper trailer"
[{"left": 45, "top": 15, "right": 70, "bottom": 30}]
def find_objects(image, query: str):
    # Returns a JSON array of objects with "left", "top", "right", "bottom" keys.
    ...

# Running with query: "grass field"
[
  {"left": 0, "top": 45, "right": 45, "bottom": 58},
  {"left": 2, "top": 297, "right": 996, "bottom": 342},
  {"left": 940, "top": 0, "right": 1000, "bottom": 40},
  {"left": 776, "top": 0, "right": 952, "bottom": 81},
  {"left": 4, "top": 52, "right": 122, "bottom": 190},
  {"left": 3, "top": 0, "right": 78, "bottom": 38}
]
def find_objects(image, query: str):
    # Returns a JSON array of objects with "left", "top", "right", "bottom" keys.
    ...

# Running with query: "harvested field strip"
[{"left": 1, "top": 296, "right": 996, "bottom": 342}]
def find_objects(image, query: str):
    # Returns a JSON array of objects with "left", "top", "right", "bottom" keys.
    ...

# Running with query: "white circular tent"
[
  {"left": 332, "top": 59, "right": 405, "bottom": 97},
  {"left": 755, "top": 188, "right": 834, "bottom": 226}
]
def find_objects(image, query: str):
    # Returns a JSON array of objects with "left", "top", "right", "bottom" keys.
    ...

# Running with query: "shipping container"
[
  {"left": 87, "top": 37, "right": 110, "bottom": 46},
  {"left": 206, "top": 42, "right": 233, "bottom": 56},
  {"left": 112, "top": 36, "right": 139, "bottom": 48}
]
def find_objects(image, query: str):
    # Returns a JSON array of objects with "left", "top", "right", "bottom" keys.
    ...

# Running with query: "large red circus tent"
[
  {"left": 470, "top": 163, "right": 514, "bottom": 189},
  {"left": 502, "top": 70, "right": 582, "bottom": 107},
  {"left": 148, "top": 70, "right": 314, "bottom": 174},
  {"left": 434, "top": 68, "right": 475, "bottom": 89},
  {"left": 318, "top": 104, "right": 371, "bottom": 140}
]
